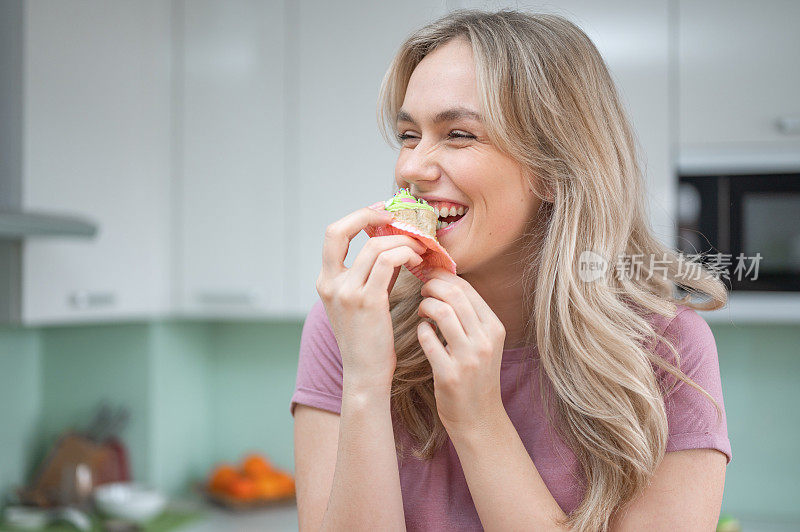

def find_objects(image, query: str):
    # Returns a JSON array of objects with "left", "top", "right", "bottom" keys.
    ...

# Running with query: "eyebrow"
[{"left": 396, "top": 106, "right": 483, "bottom": 125}]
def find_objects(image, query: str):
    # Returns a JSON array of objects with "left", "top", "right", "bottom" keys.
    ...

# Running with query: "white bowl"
[{"left": 93, "top": 482, "right": 167, "bottom": 524}]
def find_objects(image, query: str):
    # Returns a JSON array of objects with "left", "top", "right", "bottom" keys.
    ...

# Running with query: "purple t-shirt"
[{"left": 290, "top": 299, "right": 732, "bottom": 530}]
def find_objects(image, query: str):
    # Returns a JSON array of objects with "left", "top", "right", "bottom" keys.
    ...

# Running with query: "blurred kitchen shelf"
[{"left": 696, "top": 292, "right": 800, "bottom": 324}]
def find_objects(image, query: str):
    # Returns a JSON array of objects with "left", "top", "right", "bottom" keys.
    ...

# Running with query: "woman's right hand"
[{"left": 316, "top": 206, "right": 426, "bottom": 391}]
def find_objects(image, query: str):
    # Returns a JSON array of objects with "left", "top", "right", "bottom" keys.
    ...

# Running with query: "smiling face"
[{"left": 394, "top": 37, "right": 542, "bottom": 276}]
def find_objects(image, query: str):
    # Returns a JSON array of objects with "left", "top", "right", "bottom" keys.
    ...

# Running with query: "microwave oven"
[{"left": 677, "top": 172, "right": 800, "bottom": 292}]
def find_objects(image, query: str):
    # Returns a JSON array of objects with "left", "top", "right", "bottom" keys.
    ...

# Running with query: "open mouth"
[{"left": 432, "top": 202, "right": 468, "bottom": 230}]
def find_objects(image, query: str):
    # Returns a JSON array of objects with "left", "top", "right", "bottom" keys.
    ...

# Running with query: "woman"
[{"left": 291, "top": 10, "right": 731, "bottom": 531}]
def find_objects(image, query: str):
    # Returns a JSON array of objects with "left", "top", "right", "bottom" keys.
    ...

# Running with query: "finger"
[
  {"left": 349, "top": 235, "right": 426, "bottom": 285},
  {"left": 321, "top": 207, "right": 394, "bottom": 277},
  {"left": 420, "top": 278, "right": 483, "bottom": 338},
  {"left": 387, "top": 265, "right": 401, "bottom": 295},
  {"left": 418, "top": 297, "right": 468, "bottom": 350},
  {"left": 417, "top": 320, "right": 452, "bottom": 377},
  {"left": 362, "top": 246, "right": 423, "bottom": 295},
  {"left": 425, "top": 268, "right": 498, "bottom": 326}
]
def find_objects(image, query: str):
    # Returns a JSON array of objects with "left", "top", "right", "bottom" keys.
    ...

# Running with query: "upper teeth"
[{"left": 435, "top": 205, "right": 465, "bottom": 217}]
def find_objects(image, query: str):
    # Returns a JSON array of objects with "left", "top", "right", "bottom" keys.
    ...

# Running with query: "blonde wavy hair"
[{"left": 377, "top": 9, "right": 727, "bottom": 532}]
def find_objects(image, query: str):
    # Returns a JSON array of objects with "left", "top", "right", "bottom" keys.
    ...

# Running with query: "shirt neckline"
[{"left": 501, "top": 343, "right": 538, "bottom": 363}]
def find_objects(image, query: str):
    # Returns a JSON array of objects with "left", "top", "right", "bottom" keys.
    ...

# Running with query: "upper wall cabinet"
[
  {"left": 175, "top": 0, "right": 287, "bottom": 318},
  {"left": 678, "top": 0, "right": 800, "bottom": 171},
  {"left": 20, "top": 0, "right": 172, "bottom": 325}
]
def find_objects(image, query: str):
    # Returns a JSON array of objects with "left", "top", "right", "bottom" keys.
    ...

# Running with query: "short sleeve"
[
  {"left": 289, "top": 299, "right": 344, "bottom": 417},
  {"left": 654, "top": 307, "right": 732, "bottom": 464}
]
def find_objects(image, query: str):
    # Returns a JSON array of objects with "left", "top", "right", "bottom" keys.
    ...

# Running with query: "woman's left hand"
[{"left": 417, "top": 268, "right": 508, "bottom": 437}]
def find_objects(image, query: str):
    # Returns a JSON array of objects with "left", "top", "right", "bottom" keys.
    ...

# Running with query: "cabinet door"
[
  {"left": 286, "top": 1, "right": 450, "bottom": 315},
  {"left": 176, "top": 0, "right": 286, "bottom": 318},
  {"left": 22, "top": 0, "right": 172, "bottom": 325},
  {"left": 678, "top": 0, "right": 800, "bottom": 165}
]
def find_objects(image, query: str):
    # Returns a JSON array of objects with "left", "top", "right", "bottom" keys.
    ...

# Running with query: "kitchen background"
[{"left": 1, "top": 0, "right": 798, "bottom": 530}]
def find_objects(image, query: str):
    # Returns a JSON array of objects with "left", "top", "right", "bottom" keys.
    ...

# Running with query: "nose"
[{"left": 395, "top": 140, "right": 441, "bottom": 190}]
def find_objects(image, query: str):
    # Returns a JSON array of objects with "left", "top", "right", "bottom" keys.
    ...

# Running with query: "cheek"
[
  {"left": 483, "top": 211, "right": 526, "bottom": 240},
  {"left": 475, "top": 189, "right": 538, "bottom": 243}
]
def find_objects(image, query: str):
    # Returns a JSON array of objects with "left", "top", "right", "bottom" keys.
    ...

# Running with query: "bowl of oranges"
[{"left": 203, "top": 453, "right": 295, "bottom": 509}]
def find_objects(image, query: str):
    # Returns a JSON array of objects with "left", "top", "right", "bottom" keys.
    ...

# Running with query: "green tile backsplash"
[
  {"left": 0, "top": 317, "right": 798, "bottom": 521},
  {"left": 39, "top": 323, "right": 154, "bottom": 486},
  {"left": 206, "top": 320, "right": 303, "bottom": 472},
  {"left": 0, "top": 327, "right": 40, "bottom": 499},
  {"left": 708, "top": 323, "right": 800, "bottom": 518}
]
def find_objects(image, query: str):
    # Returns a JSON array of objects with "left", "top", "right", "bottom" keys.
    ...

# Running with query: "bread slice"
[{"left": 390, "top": 207, "right": 437, "bottom": 238}]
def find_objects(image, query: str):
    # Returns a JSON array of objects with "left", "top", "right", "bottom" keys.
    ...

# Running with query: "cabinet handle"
[
  {"left": 68, "top": 291, "right": 116, "bottom": 309},
  {"left": 776, "top": 115, "right": 800, "bottom": 135},
  {"left": 195, "top": 290, "right": 258, "bottom": 306}
]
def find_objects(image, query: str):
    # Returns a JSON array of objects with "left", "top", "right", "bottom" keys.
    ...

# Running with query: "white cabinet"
[
  {"left": 286, "top": 1, "right": 450, "bottom": 315},
  {"left": 9, "top": 1, "right": 685, "bottom": 322},
  {"left": 175, "top": 0, "right": 287, "bottom": 318},
  {"left": 21, "top": 0, "right": 172, "bottom": 325},
  {"left": 678, "top": 0, "right": 800, "bottom": 171}
]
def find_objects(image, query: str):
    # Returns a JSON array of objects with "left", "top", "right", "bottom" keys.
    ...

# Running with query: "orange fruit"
[
  {"left": 208, "top": 464, "right": 238, "bottom": 493},
  {"left": 274, "top": 472, "right": 295, "bottom": 496},
  {"left": 242, "top": 454, "right": 274, "bottom": 480},
  {"left": 254, "top": 477, "right": 284, "bottom": 499},
  {"left": 227, "top": 477, "right": 259, "bottom": 500}
]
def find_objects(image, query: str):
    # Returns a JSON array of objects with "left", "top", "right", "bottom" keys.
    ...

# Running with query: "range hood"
[
  {"left": 0, "top": 0, "right": 98, "bottom": 323},
  {"left": 0, "top": 210, "right": 97, "bottom": 240},
  {"left": 0, "top": 208, "right": 97, "bottom": 322},
  {"left": 0, "top": 1, "right": 98, "bottom": 242},
  {"left": 0, "top": 210, "right": 97, "bottom": 322}
]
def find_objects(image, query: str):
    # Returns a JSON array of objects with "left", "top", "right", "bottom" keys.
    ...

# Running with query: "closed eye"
[{"left": 395, "top": 131, "right": 476, "bottom": 143}]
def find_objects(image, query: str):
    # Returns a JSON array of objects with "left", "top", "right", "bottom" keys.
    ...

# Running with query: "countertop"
[
  {"left": 181, "top": 505, "right": 297, "bottom": 532},
  {"left": 696, "top": 292, "right": 800, "bottom": 323},
  {"left": 170, "top": 497, "right": 298, "bottom": 532}
]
